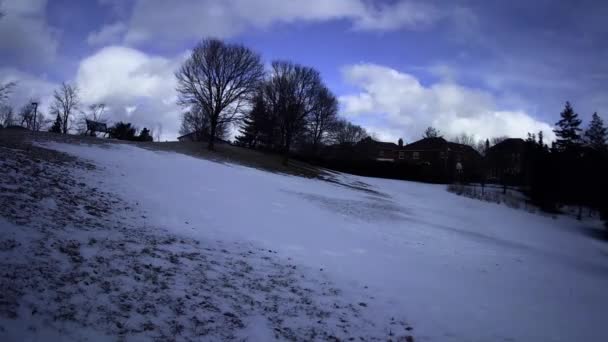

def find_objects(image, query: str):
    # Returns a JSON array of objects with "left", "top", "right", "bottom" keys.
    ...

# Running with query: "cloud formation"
[
  {"left": 75, "top": 46, "right": 187, "bottom": 140},
  {"left": 0, "top": 0, "right": 58, "bottom": 66},
  {"left": 94, "top": 0, "right": 444, "bottom": 46},
  {"left": 339, "top": 63, "right": 555, "bottom": 143}
]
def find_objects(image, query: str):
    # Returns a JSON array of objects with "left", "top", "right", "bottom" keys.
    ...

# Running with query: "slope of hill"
[{"left": 2, "top": 132, "right": 608, "bottom": 341}]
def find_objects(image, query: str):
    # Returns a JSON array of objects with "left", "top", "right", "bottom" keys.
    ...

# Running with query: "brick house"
[
  {"left": 399, "top": 137, "right": 482, "bottom": 180},
  {"left": 485, "top": 138, "right": 528, "bottom": 185},
  {"left": 355, "top": 137, "right": 400, "bottom": 162}
]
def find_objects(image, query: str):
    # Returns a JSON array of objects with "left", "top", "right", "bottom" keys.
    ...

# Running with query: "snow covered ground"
[{"left": 3, "top": 138, "right": 608, "bottom": 341}]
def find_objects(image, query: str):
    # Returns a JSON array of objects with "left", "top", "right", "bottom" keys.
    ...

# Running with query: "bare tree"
[
  {"left": 423, "top": 126, "right": 441, "bottom": 138},
  {"left": 452, "top": 133, "right": 477, "bottom": 147},
  {"left": 77, "top": 103, "right": 107, "bottom": 135},
  {"left": 0, "top": 81, "right": 16, "bottom": 105},
  {"left": 307, "top": 86, "right": 339, "bottom": 151},
  {"left": 0, "top": 104, "right": 14, "bottom": 127},
  {"left": 179, "top": 105, "right": 229, "bottom": 141},
  {"left": 491, "top": 136, "right": 509, "bottom": 146},
  {"left": 18, "top": 101, "right": 46, "bottom": 131},
  {"left": 261, "top": 61, "right": 323, "bottom": 164},
  {"left": 332, "top": 119, "right": 369, "bottom": 144},
  {"left": 153, "top": 123, "right": 163, "bottom": 142},
  {"left": 50, "top": 82, "right": 80, "bottom": 134},
  {"left": 175, "top": 39, "right": 264, "bottom": 150}
]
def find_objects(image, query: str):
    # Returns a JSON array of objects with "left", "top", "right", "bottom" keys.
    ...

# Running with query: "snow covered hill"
[{"left": 2, "top": 136, "right": 608, "bottom": 341}]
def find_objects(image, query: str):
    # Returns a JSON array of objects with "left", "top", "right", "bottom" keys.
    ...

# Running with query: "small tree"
[
  {"left": 175, "top": 39, "right": 264, "bottom": 150},
  {"left": 109, "top": 122, "right": 137, "bottom": 141},
  {"left": 553, "top": 101, "right": 582, "bottom": 151},
  {"left": 50, "top": 113, "right": 62, "bottom": 133},
  {"left": 584, "top": 112, "right": 607, "bottom": 151},
  {"left": 50, "top": 82, "right": 80, "bottom": 134},
  {"left": 138, "top": 127, "right": 153, "bottom": 142},
  {"left": 423, "top": 126, "right": 441, "bottom": 138},
  {"left": 0, "top": 104, "right": 14, "bottom": 127}
]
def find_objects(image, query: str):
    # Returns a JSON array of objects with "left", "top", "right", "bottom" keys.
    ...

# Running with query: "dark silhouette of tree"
[
  {"left": 235, "top": 92, "right": 273, "bottom": 148},
  {"left": 50, "top": 113, "right": 62, "bottom": 133},
  {"left": 307, "top": 86, "right": 339, "bottom": 151},
  {"left": 332, "top": 119, "right": 368, "bottom": 144},
  {"left": 109, "top": 122, "right": 137, "bottom": 141},
  {"left": 179, "top": 105, "right": 229, "bottom": 141},
  {"left": 138, "top": 127, "right": 153, "bottom": 142},
  {"left": 176, "top": 39, "right": 264, "bottom": 151},
  {"left": 0, "top": 104, "right": 14, "bottom": 128},
  {"left": 261, "top": 61, "right": 323, "bottom": 164},
  {"left": 423, "top": 126, "right": 441, "bottom": 138},
  {"left": 584, "top": 112, "right": 607, "bottom": 151},
  {"left": 553, "top": 101, "right": 582, "bottom": 151},
  {"left": 50, "top": 82, "right": 80, "bottom": 134},
  {"left": 398, "top": 138, "right": 403, "bottom": 147}
]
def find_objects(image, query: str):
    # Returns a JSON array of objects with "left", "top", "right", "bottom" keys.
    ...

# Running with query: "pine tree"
[
  {"left": 584, "top": 112, "right": 607, "bottom": 151},
  {"left": 49, "top": 113, "right": 62, "bottom": 133},
  {"left": 235, "top": 116, "right": 257, "bottom": 147},
  {"left": 138, "top": 127, "right": 153, "bottom": 142},
  {"left": 553, "top": 101, "right": 582, "bottom": 151}
]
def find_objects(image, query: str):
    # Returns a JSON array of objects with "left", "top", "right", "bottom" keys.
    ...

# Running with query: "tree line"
[
  {"left": 0, "top": 81, "right": 157, "bottom": 141},
  {"left": 523, "top": 102, "right": 607, "bottom": 226},
  {"left": 175, "top": 39, "right": 368, "bottom": 163}
]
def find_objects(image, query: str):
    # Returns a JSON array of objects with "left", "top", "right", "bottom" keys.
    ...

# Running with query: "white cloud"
[
  {"left": 0, "top": 0, "right": 58, "bottom": 66},
  {"left": 339, "top": 63, "right": 555, "bottom": 143},
  {"left": 0, "top": 67, "right": 57, "bottom": 114},
  {"left": 120, "top": 0, "right": 444, "bottom": 45},
  {"left": 75, "top": 46, "right": 187, "bottom": 140},
  {"left": 87, "top": 22, "right": 126, "bottom": 46}
]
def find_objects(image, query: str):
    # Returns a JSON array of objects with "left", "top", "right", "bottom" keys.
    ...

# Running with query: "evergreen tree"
[
  {"left": 485, "top": 139, "right": 490, "bottom": 152},
  {"left": 584, "top": 112, "right": 607, "bottom": 151},
  {"left": 553, "top": 101, "right": 582, "bottom": 151},
  {"left": 235, "top": 116, "right": 257, "bottom": 147},
  {"left": 109, "top": 122, "right": 137, "bottom": 141},
  {"left": 49, "top": 113, "right": 62, "bottom": 133},
  {"left": 138, "top": 127, "right": 153, "bottom": 142}
]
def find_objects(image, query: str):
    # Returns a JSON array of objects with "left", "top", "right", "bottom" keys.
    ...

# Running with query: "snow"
[{"left": 23, "top": 142, "right": 608, "bottom": 341}]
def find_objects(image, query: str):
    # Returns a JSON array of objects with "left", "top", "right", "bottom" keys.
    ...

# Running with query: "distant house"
[
  {"left": 177, "top": 132, "right": 199, "bottom": 142},
  {"left": 355, "top": 137, "right": 399, "bottom": 162},
  {"left": 485, "top": 138, "right": 528, "bottom": 185},
  {"left": 399, "top": 137, "right": 482, "bottom": 180}
]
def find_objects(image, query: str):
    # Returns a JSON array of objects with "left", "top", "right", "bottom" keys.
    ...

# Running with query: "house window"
[
  {"left": 440, "top": 151, "right": 446, "bottom": 159},
  {"left": 398, "top": 151, "right": 405, "bottom": 160},
  {"left": 412, "top": 152, "right": 420, "bottom": 160},
  {"left": 379, "top": 150, "right": 384, "bottom": 157}
]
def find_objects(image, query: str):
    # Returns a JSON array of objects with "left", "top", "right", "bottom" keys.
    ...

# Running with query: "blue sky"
[{"left": 1, "top": 0, "right": 607, "bottom": 142}]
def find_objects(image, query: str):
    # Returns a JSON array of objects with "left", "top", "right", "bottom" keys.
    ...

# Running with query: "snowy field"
[{"left": 2, "top": 139, "right": 608, "bottom": 341}]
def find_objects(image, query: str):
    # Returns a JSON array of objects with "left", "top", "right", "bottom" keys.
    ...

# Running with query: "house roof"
[
  {"left": 401, "top": 137, "right": 448, "bottom": 151},
  {"left": 487, "top": 138, "right": 525, "bottom": 153},
  {"left": 401, "top": 137, "right": 481, "bottom": 156},
  {"left": 356, "top": 137, "right": 399, "bottom": 150}
]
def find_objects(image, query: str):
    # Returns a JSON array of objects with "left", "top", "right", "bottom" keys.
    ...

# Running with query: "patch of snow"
[{"left": 34, "top": 141, "right": 608, "bottom": 342}]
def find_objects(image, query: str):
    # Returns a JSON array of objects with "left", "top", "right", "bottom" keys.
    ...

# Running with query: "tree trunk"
[
  {"left": 207, "top": 116, "right": 217, "bottom": 151},
  {"left": 282, "top": 138, "right": 290, "bottom": 166}
]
